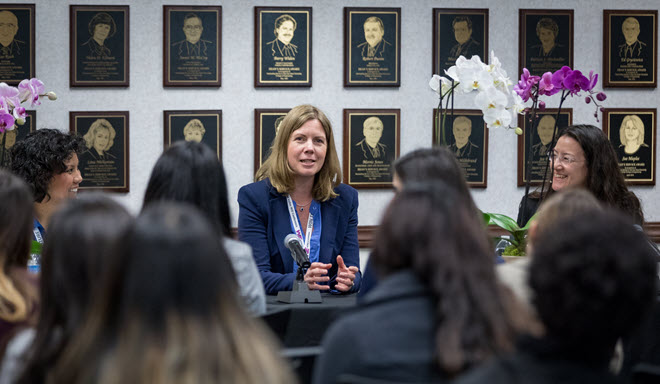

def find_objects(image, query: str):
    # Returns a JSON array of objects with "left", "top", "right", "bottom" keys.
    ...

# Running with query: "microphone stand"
[{"left": 276, "top": 261, "right": 322, "bottom": 304}]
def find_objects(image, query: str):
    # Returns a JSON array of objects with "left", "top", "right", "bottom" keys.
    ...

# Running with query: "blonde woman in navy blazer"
[{"left": 238, "top": 105, "right": 361, "bottom": 295}]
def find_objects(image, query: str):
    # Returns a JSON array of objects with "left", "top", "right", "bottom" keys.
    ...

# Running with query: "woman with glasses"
[{"left": 517, "top": 124, "right": 643, "bottom": 226}]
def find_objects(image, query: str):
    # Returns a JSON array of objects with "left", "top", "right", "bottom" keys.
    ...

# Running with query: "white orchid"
[
  {"left": 474, "top": 86, "right": 509, "bottom": 113},
  {"left": 428, "top": 74, "right": 454, "bottom": 97},
  {"left": 483, "top": 106, "right": 513, "bottom": 129}
]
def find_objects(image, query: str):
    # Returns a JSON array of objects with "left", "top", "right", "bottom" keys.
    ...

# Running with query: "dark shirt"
[
  {"left": 619, "top": 40, "right": 646, "bottom": 58},
  {"left": 357, "top": 39, "right": 391, "bottom": 58},
  {"left": 449, "top": 38, "right": 481, "bottom": 59},
  {"left": 82, "top": 38, "right": 111, "bottom": 57},
  {"left": 267, "top": 39, "right": 298, "bottom": 58}
]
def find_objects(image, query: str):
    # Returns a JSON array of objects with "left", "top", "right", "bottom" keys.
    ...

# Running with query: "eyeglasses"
[
  {"left": 184, "top": 25, "right": 202, "bottom": 30},
  {"left": 548, "top": 151, "right": 584, "bottom": 166}
]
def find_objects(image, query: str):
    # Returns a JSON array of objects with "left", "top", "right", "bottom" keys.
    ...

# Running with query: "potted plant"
[{"left": 483, "top": 212, "right": 534, "bottom": 258}]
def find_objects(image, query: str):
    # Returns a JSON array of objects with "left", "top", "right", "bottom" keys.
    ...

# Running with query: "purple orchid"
[
  {"left": 551, "top": 66, "right": 573, "bottom": 90},
  {"left": 538, "top": 72, "right": 559, "bottom": 96},
  {"left": 563, "top": 70, "right": 590, "bottom": 95},
  {"left": 585, "top": 70, "right": 598, "bottom": 91},
  {"left": 0, "top": 111, "right": 15, "bottom": 133},
  {"left": 514, "top": 68, "right": 540, "bottom": 102},
  {"left": 596, "top": 92, "right": 607, "bottom": 101},
  {"left": 18, "top": 78, "right": 45, "bottom": 107}
]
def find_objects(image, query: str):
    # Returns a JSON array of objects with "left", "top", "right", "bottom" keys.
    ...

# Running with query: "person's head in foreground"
[
  {"left": 143, "top": 141, "right": 231, "bottom": 236},
  {"left": 550, "top": 124, "right": 643, "bottom": 224},
  {"left": 16, "top": 194, "right": 133, "bottom": 384},
  {"left": 10, "top": 129, "right": 85, "bottom": 227},
  {"left": 49, "top": 202, "right": 295, "bottom": 384},
  {"left": 372, "top": 181, "right": 529, "bottom": 375},
  {"left": 256, "top": 104, "right": 341, "bottom": 202},
  {"left": 0, "top": 170, "right": 37, "bottom": 331}
]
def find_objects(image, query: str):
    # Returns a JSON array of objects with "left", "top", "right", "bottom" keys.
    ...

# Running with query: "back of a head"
[
  {"left": 17, "top": 194, "right": 133, "bottom": 384},
  {"left": 372, "top": 181, "right": 520, "bottom": 375},
  {"left": 143, "top": 141, "right": 231, "bottom": 235},
  {"left": 530, "top": 210, "right": 657, "bottom": 352},
  {"left": 0, "top": 169, "right": 34, "bottom": 323}
]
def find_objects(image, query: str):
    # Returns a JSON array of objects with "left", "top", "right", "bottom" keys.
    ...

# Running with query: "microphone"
[{"left": 284, "top": 234, "right": 310, "bottom": 267}]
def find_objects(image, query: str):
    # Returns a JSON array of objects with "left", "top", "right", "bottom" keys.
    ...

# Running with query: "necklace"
[{"left": 295, "top": 199, "right": 312, "bottom": 212}]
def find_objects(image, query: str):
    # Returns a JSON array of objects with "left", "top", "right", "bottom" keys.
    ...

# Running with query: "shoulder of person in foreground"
[{"left": 222, "top": 238, "right": 266, "bottom": 316}]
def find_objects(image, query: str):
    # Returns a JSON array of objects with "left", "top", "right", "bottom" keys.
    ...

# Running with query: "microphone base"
[{"left": 277, "top": 281, "right": 322, "bottom": 304}]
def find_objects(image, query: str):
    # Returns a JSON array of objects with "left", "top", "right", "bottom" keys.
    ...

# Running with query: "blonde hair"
[
  {"left": 619, "top": 115, "right": 645, "bottom": 146},
  {"left": 183, "top": 119, "right": 206, "bottom": 136},
  {"left": 84, "top": 119, "right": 116, "bottom": 151},
  {"left": 255, "top": 104, "right": 342, "bottom": 202}
]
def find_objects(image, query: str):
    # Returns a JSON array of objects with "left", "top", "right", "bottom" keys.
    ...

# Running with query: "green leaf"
[{"left": 486, "top": 213, "right": 521, "bottom": 233}]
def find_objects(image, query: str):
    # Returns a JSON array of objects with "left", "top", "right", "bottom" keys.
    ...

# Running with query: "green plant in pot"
[{"left": 483, "top": 212, "right": 535, "bottom": 256}]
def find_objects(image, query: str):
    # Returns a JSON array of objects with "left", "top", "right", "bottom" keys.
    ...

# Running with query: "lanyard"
[
  {"left": 33, "top": 227, "right": 43, "bottom": 244},
  {"left": 286, "top": 195, "right": 313, "bottom": 256}
]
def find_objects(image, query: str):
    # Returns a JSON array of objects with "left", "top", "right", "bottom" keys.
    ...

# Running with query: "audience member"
[
  {"left": 5, "top": 195, "right": 132, "bottom": 384},
  {"left": 49, "top": 202, "right": 295, "bottom": 384},
  {"left": 0, "top": 170, "right": 38, "bottom": 357},
  {"left": 239, "top": 105, "right": 360, "bottom": 295},
  {"left": 517, "top": 124, "right": 643, "bottom": 226},
  {"left": 313, "top": 182, "right": 531, "bottom": 383},
  {"left": 143, "top": 141, "right": 265, "bottom": 315},
  {"left": 456, "top": 210, "right": 657, "bottom": 384},
  {"left": 10, "top": 129, "right": 85, "bottom": 272}
]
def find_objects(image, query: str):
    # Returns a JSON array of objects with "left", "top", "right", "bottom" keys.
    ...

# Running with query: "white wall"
[{"left": 21, "top": 0, "right": 660, "bottom": 224}]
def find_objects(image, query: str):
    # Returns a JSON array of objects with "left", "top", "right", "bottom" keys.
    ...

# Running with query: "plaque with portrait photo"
[
  {"left": 519, "top": 9, "right": 573, "bottom": 78},
  {"left": 432, "top": 109, "right": 488, "bottom": 188},
  {"left": 254, "top": 108, "right": 290, "bottom": 173},
  {"left": 344, "top": 7, "right": 400, "bottom": 87},
  {"left": 602, "top": 108, "right": 656, "bottom": 185},
  {"left": 163, "top": 6, "right": 221, "bottom": 87},
  {"left": 603, "top": 10, "right": 657, "bottom": 88},
  {"left": 0, "top": 110, "right": 34, "bottom": 168},
  {"left": 433, "top": 8, "right": 488, "bottom": 77},
  {"left": 70, "top": 111, "right": 129, "bottom": 192},
  {"left": 0, "top": 4, "right": 34, "bottom": 85},
  {"left": 344, "top": 109, "right": 399, "bottom": 189},
  {"left": 254, "top": 7, "right": 311, "bottom": 87},
  {"left": 70, "top": 5, "right": 129, "bottom": 87},
  {"left": 164, "top": 110, "right": 222, "bottom": 160},
  {"left": 517, "top": 109, "right": 572, "bottom": 186}
]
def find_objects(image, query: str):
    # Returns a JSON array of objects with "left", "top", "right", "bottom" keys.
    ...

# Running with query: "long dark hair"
[
  {"left": 16, "top": 194, "right": 133, "bottom": 384},
  {"left": 558, "top": 124, "right": 643, "bottom": 224},
  {"left": 49, "top": 202, "right": 295, "bottom": 384},
  {"left": 371, "top": 182, "right": 526, "bottom": 376},
  {"left": 142, "top": 141, "right": 231, "bottom": 235},
  {"left": 0, "top": 170, "right": 36, "bottom": 323}
]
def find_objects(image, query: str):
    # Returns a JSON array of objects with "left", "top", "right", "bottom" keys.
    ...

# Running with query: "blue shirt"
[{"left": 290, "top": 200, "right": 322, "bottom": 275}]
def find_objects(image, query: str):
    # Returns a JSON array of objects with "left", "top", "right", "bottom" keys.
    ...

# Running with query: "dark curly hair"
[
  {"left": 9, "top": 129, "right": 86, "bottom": 203},
  {"left": 530, "top": 209, "right": 657, "bottom": 354}
]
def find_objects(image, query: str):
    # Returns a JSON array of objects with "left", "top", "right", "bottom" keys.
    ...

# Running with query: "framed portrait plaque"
[
  {"left": 164, "top": 110, "right": 222, "bottom": 159},
  {"left": 602, "top": 108, "right": 656, "bottom": 185},
  {"left": 163, "top": 6, "right": 221, "bottom": 87},
  {"left": 344, "top": 7, "right": 400, "bottom": 87},
  {"left": 254, "top": 7, "right": 311, "bottom": 87},
  {"left": 519, "top": 9, "right": 573, "bottom": 77},
  {"left": 343, "top": 109, "right": 399, "bottom": 189},
  {"left": 254, "top": 108, "right": 290, "bottom": 173},
  {"left": 70, "top": 111, "right": 129, "bottom": 192},
  {"left": 433, "top": 8, "right": 488, "bottom": 77},
  {"left": 0, "top": 110, "right": 34, "bottom": 168},
  {"left": 70, "top": 5, "right": 129, "bottom": 87},
  {"left": 433, "top": 109, "right": 488, "bottom": 188},
  {"left": 517, "top": 109, "right": 573, "bottom": 186},
  {"left": 0, "top": 4, "right": 34, "bottom": 85},
  {"left": 603, "top": 10, "right": 657, "bottom": 88}
]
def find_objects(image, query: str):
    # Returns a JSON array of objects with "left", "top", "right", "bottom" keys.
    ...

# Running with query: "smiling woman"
[
  {"left": 238, "top": 104, "right": 361, "bottom": 295},
  {"left": 9, "top": 129, "right": 85, "bottom": 271}
]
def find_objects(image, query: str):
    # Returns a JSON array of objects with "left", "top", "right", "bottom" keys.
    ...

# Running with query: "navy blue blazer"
[{"left": 238, "top": 179, "right": 361, "bottom": 295}]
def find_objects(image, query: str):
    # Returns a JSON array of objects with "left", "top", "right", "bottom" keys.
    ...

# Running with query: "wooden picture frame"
[
  {"left": 0, "top": 110, "right": 35, "bottom": 168},
  {"left": 163, "top": 110, "right": 222, "bottom": 159},
  {"left": 602, "top": 108, "right": 656, "bottom": 185},
  {"left": 517, "top": 109, "right": 573, "bottom": 186},
  {"left": 433, "top": 109, "right": 488, "bottom": 188},
  {"left": 603, "top": 10, "right": 657, "bottom": 88},
  {"left": 254, "top": 108, "right": 290, "bottom": 173},
  {"left": 70, "top": 111, "right": 129, "bottom": 192},
  {"left": 254, "top": 6, "right": 311, "bottom": 87},
  {"left": 344, "top": 7, "right": 401, "bottom": 87},
  {"left": 432, "top": 8, "right": 488, "bottom": 77},
  {"left": 70, "top": 5, "right": 129, "bottom": 87},
  {"left": 343, "top": 109, "right": 400, "bottom": 188},
  {"left": 0, "top": 4, "right": 34, "bottom": 85},
  {"left": 163, "top": 5, "right": 221, "bottom": 87},
  {"left": 519, "top": 9, "right": 573, "bottom": 77}
]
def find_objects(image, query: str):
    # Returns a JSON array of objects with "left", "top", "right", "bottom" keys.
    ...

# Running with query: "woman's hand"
[
  {"left": 334, "top": 255, "right": 359, "bottom": 292},
  {"left": 304, "top": 262, "right": 332, "bottom": 290}
]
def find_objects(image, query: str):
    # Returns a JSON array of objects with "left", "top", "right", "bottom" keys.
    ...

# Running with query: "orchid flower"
[
  {"left": 0, "top": 112, "right": 15, "bottom": 133},
  {"left": 429, "top": 74, "right": 454, "bottom": 97},
  {"left": 18, "top": 78, "right": 45, "bottom": 107}
]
